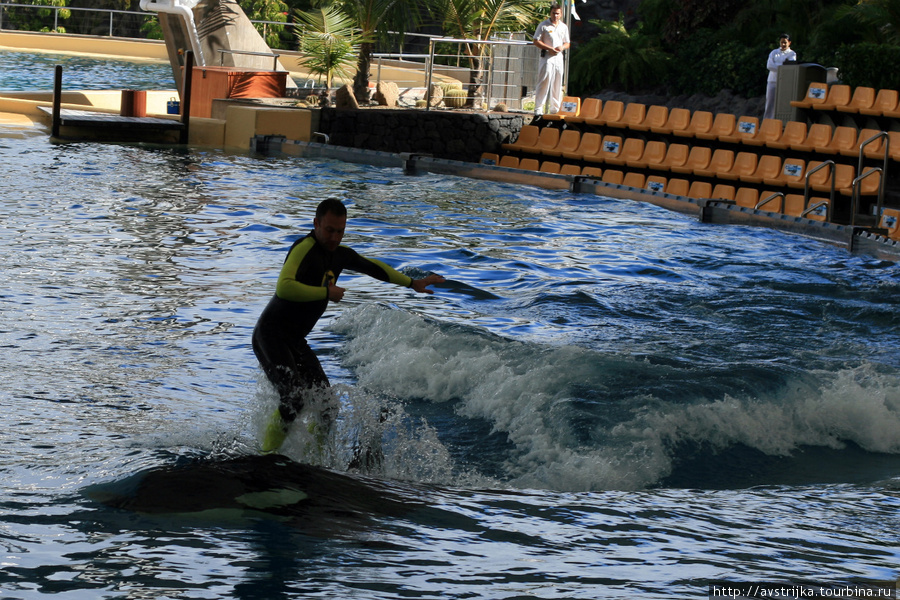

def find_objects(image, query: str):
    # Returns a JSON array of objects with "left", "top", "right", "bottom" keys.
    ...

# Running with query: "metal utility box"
[
  {"left": 190, "top": 67, "right": 288, "bottom": 118},
  {"left": 775, "top": 63, "right": 828, "bottom": 123}
]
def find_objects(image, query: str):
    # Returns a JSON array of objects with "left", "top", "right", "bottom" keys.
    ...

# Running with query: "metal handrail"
[
  {"left": 803, "top": 159, "right": 834, "bottom": 222},
  {"left": 850, "top": 167, "right": 883, "bottom": 226},
  {"left": 756, "top": 191, "right": 784, "bottom": 212},
  {"left": 855, "top": 131, "right": 889, "bottom": 226}
]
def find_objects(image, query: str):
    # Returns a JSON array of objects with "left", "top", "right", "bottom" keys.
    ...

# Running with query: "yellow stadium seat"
[
  {"left": 743, "top": 118, "right": 782, "bottom": 147},
  {"left": 673, "top": 110, "right": 713, "bottom": 138},
  {"left": 519, "top": 157, "right": 540, "bottom": 171},
  {"left": 630, "top": 104, "right": 668, "bottom": 132},
  {"left": 671, "top": 146, "right": 711, "bottom": 175},
  {"left": 543, "top": 129, "right": 581, "bottom": 157},
  {"left": 696, "top": 112, "right": 736, "bottom": 141},
  {"left": 783, "top": 194, "right": 807, "bottom": 216},
  {"left": 566, "top": 97, "right": 602, "bottom": 124},
  {"left": 806, "top": 161, "right": 853, "bottom": 194},
  {"left": 501, "top": 125, "right": 540, "bottom": 152},
  {"left": 694, "top": 149, "right": 734, "bottom": 178},
  {"left": 791, "top": 82, "right": 828, "bottom": 109},
  {"left": 560, "top": 164, "right": 582, "bottom": 176},
  {"left": 563, "top": 131, "right": 603, "bottom": 162},
  {"left": 837, "top": 87, "right": 875, "bottom": 113},
  {"left": 652, "top": 107, "right": 691, "bottom": 135},
  {"left": 607, "top": 103, "right": 646, "bottom": 129},
  {"left": 861, "top": 89, "right": 900, "bottom": 116},
  {"left": 479, "top": 153, "right": 499, "bottom": 166},
  {"left": 581, "top": 166, "right": 603, "bottom": 178}
]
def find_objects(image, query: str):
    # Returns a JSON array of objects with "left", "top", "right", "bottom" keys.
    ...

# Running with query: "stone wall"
[{"left": 317, "top": 108, "right": 526, "bottom": 163}]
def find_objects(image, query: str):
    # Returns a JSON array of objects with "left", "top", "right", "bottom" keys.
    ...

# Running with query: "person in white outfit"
[
  {"left": 533, "top": 4, "right": 570, "bottom": 116},
  {"left": 764, "top": 34, "right": 797, "bottom": 120}
]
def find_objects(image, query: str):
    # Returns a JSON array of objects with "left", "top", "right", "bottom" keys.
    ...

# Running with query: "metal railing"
[{"left": 0, "top": 2, "right": 152, "bottom": 37}]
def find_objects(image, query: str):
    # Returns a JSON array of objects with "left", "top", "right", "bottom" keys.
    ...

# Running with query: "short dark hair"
[
  {"left": 316, "top": 198, "right": 347, "bottom": 220},
  {"left": 550, "top": 3, "right": 562, "bottom": 11},
  {"left": 780, "top": 33, "right": 791, "bottom": 41}
]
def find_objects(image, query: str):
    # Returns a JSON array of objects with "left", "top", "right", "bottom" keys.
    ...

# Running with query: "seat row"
[
  {"left": 504, "top": 124, "right": 899, "bottom": 165},
  {"left": 792, "top": 82, "right": 900, "bottom": 118},
  {"left": 479, "top": 153, "right": 831, "bottom": 220},
  {"left": 496, "top": 133, "right": 882, "bottom": 196}
]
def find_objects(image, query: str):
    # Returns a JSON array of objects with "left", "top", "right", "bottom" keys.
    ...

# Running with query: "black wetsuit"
[{"left": 252, "top": 230, "right": 413, "bottom": 421}]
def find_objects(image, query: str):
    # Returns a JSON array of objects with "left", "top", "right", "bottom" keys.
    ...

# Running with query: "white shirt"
[
  {"left": 767, "top": 47, "right": 797, "bottom": 82},
  {"left": 534, "top": 18, "right": 570, "bottom": 63}
]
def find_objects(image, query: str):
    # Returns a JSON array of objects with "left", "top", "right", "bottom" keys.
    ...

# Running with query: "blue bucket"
[{"left": 167, "top": 98, "right": 180, "bottom": 115}]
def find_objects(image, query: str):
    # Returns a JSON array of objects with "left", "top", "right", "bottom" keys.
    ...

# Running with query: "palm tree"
[
  {"left": 430, "top": 0, "right": 539, "bottom": 108},
  {"left": 295, "top": 5, "right": 362, "bottom": 93},
  {"left": 330, "top": 0, "right": 424, "bottom": 103}
]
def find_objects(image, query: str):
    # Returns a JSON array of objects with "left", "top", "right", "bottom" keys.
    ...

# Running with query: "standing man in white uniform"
[
  {"left": 764, "top": 33, "right": 797, "bottom": 120},
  {"left": 533, "top": 4, "right": 570, "bottom": 116}
]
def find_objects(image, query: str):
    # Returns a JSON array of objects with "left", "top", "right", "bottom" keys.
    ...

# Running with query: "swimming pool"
[{"left": 2, "top": 55, "right": 900, "bottom": 599}]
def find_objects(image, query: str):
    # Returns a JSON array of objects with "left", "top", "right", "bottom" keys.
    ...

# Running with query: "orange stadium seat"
[
  {"left": 688, "top": 181, "right": 713, "bottom": 199},
  {"left": 604, "top": 137, "right": 643, "bottom": 166},
  {"left": 581, "top": 166, "right": 603, "bottom": 178},
  {"left": 523, "top": 127, "right": 560, "bottom": 154},
  {"left": 822, "top": 126, "right": 857, "bottom": 155},
  {"left": 607, "top": 102, "right": 646, "bottom": 129},
  {"left": 837, "top": 87, "right": 875, "bottom": 113},
  {"left": 696, "top": 112, "right": 736, "bottom": 141},
  {"left": 543, "top": 129, "right": 581, "bottom": 157},
  {"left": 657, "top": 143, "right": 690, "bottom": 172},
  {"left": 563, "top": 131, "right": 603, "bottom": 162},
  {"left": 585, "top": 135, "right": 624, "bottom": 164},
  {"left": 694, "top": 149, "right": 734, "bottom": 178},
  {"left": 813, "top": 84, "right": 851, "bottom": 111},
  {"left": 879, "top": 208, "right": 900, "bottom": 240},
  {"left": 719, "top": 152, "right": 758, "bottom": 181},
  {"left": 720, "top": 116, "right": 759, "bottom": 144},
  {"left": 740, "top": 154, "right": 781, "bottom": 185},
  {"left": 645, "top": 175, "right": 667, "bottom": 193},
  {"left": 766, "top": 121, "right": 807, "bottom": 150},
  {"left": 743, "top": 118, "right": 782, "bottom": 147},
  {"left": 652, "top": 107, "right": 691, "bottom": 135},
  {"left": 734, "top": 187, "right": 759, "bottom": 208},
  {"left": 630, "top": 104, "right": 668, "bottom": 132},
  {"left": 479, "top": 152, "right": 499, "bottom": 166},
  {"left": 671, "top": 146, "right": 711, "bottom": 175},
  {"left": 560, "top": 164, "right": 582, "bottom": 176},
  {"left": 861, "top": 89, "right": 900, "bottom": 116},
  {"left": 674, "top": 110, "right": 713, "bottom": 138},
  {"left": 540, "top": 161, "right": 562, "bottom": 174},
  {"left": 585, "top": 100, "right": 624, "bottom": 126},
  {"left": 764, "top": 158, "right": 806, "bottom": 188},
  {"left": 665, "top": 178, "right": 690, "bottom": 196},
  {"left": 566, "top": 97, "right": 602, "bottom": 124},
  {"left": 791, "top": 123, "right": 832, "bottom": 153},
  {"left": 627, "top": 140, "right": 667, "bottom": 169},
  {"left": 791, "top": 82, "right": 828, "bottom": 109},
  {"left": 518, "top": 157, "right": 540, "bottom": 170},
  {"left": 501, "top": 125, "right": 540, "bottom": 152},
  {"left": 499, "top": 155, "right": 520, "bottom": 168},
  {"left": 623, "top": 172, "right": 646, "bottom": 188},
  {"left": 711, "top": 184, "right": 736, "bottom": 201},
  {"left": 543, "top": 96, "right": 581, "bottom": 121},
  {"left": 602, "top": 169, "right": 624, "bottom": 185}
]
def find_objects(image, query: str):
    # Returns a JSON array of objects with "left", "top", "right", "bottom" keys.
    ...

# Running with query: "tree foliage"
[{"left": 294, "top": 4, "right": 362, "bottom": 90}]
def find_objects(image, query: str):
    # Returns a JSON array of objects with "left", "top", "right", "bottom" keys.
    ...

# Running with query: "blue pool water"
[{"left": 1, "top": 55, "right": 900, "bottom": 598}]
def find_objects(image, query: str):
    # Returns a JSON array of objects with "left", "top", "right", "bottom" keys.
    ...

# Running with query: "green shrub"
[
  {"left": 832, "top": 42, "right": 900, "bottom": 90},
  {"left": 671, "top": 30, "right": 767, "bottom": 97}
]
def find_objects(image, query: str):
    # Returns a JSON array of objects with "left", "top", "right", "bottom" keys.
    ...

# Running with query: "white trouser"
[
  {"left": 764, "top": 81, "right": 777, "bottom": 120},
  {"left": 534, "top": 57, "right": 564, "bottom": 115}
]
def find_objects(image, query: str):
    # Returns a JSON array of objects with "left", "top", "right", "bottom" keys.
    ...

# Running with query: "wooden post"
[
  {"left": 52, "top": 65, "right": 62, "bottom": 139},
  {"left": 180, "top": 51, "right": 194, "bottom": 144}
]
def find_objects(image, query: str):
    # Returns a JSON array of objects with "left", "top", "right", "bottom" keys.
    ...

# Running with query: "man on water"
[{"left": 252, "top": 198, "right": 445, "bottom": 453}]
